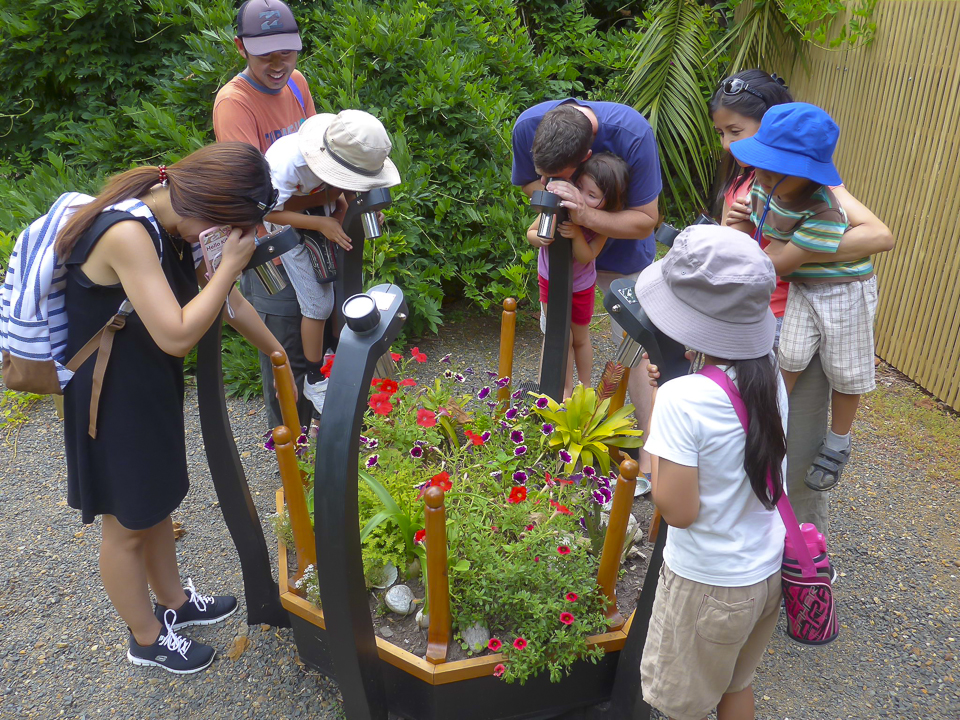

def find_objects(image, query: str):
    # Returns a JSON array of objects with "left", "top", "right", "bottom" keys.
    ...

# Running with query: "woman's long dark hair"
[
  {"left": 56, "top": 142, "right": 273, "bottom": 259},
  {"left": 731, "top": 355, "right": 786, "bottom": 509},
  {"left": 709, "top": 69, "right": 794, "bottom": 206}
]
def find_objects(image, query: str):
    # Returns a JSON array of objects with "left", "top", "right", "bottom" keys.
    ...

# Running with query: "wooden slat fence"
[{"left": 781, "top": 0, "right": 960, "bottom": 410}]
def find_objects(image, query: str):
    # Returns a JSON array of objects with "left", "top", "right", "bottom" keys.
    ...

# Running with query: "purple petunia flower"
[
  {"left": 490, "top": 470, "right": 503, "bottom": 480},
  {"left": 592, "top": 488, "right": 612, "bottom": 505},
  {"left": 595, "top": 476, "right": 610, "bottom": 490},
  {"left": 500, "top": 420, "right": 510, "bottom": 429},
  {"left": 496, "top": 376, "right": 511, "bottom": 388},
  {"left": 481, "top": 431, "right": 491, "bottom": 442},
  {"left": 487, "top": 401, "right": 498, "bottom": 409},
  {"left": 366, "top": 455, "right": 379, "bottom": 468},
  {"left": 444, "top": 370, "right": 454, "bottom": 378},
  {"left": 465, "top": 367, "right": 475, "bottom": 376},
  {"left": 512, "top": 388, "right": 522, "bottom": 399},
  {"left": 583, "top": 466, "right": 596, "bottom": 477},
  {"left": 569, "top": 472, "right": 584, "bottom": 483},
  {"left": 454, "top": 373, "right": 465, "bottom": 382},
  {"left": 535, "top": 397, "right": 549, "bottom": 409},
  {"left": 514, "top": 445, "right": 527, "bottom": 456},
  {"left": 440, "top": 353, "right": 452, "bottom": 364},
  {"left": 263, "top": 436, "right": 275, "bottom": 451},
  {"left": 477, "top": 387, "right": 491, "bottom": 400},
  {"left": 367, "top": 438, "right": 379, "bottom": 450},
  {"left": 416, "top": 439, "right": 427, "bottom": 446},
  {"left": 513, "top": 469, "right": 527, "bottom": 481},
  {"left": 505, "top": 407, "right": 519, "bottom": 420},
  {"left": 359, "top": 435, "right": 369, "bottom": 446},
  {"left": 510, "top": 430, "right": 524, "bottom": 444},
  {"left": 541, "top": 423, "right": 554, "bottom": 435},
  {"left": 410, "top": 446, "right": 424, "bottom": 459},
  {"left": 578, "top": 517, "right": 588, "bottom": 531},
  {"left": 559, "top": 449, "right": 572, "bottom": 463},
  {"left": 486, "top": 371, "right": 498, "bottom": 379}
]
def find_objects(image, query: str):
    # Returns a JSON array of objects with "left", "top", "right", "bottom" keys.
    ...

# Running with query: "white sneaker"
[{"left": 303, "top": 377, "right": 328, "bottom": 415}]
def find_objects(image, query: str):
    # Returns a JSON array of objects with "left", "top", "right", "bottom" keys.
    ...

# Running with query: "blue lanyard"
[{"left": 754, "top": 177, "right": 786, "bottom": 244}]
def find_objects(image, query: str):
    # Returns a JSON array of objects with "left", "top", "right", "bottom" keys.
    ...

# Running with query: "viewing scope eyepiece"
[
  {"left": 530, "top": 179, "right": 569, "bottom": 240},
  {"left": 245, "top": 225, "right": 300, "bottom": 295},
  {"left": 353, "top": 187, "right": 393, "bottom": 240}
]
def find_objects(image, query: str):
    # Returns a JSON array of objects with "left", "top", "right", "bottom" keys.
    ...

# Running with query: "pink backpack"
[{"left": 699, "top": 365, "right": 839, "bottom": 645}]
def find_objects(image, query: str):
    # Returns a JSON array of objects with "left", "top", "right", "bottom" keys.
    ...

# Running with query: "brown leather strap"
[{"left": 85, "top": 313, "right": 127, "bottom": 438}]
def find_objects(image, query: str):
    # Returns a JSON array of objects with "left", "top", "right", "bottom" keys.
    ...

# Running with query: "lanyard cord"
[{"left": 754, "top": 177, "right": 786, "bottom": 244}]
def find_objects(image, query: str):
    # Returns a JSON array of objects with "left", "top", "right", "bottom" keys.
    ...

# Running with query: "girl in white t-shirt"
[{"left": 633, "top": 225, "right": 787, "bottom": 720}]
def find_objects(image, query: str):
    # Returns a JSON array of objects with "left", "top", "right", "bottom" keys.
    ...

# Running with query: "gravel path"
[{"left": 1, "top": 307, "right": 958, "bottom": 720}]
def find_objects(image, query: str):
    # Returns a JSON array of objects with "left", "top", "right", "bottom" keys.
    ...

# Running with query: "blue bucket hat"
[{"left": 730, "top": 102, "right": 842, "bottom": 187}]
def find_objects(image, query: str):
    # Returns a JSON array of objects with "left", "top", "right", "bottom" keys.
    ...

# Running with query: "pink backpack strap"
[{"left": 697, "top": 365, "right": 817, "bottom": 579}]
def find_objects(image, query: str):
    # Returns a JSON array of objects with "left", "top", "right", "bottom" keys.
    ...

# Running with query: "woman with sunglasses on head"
[
  {"left": 56, "top": 142, "right": 287, "bottom": 674},
  {"left": 710, "top": 69, "right": 894, "bottom": 349}
]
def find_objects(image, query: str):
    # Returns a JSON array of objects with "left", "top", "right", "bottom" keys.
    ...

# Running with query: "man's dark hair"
[{"left": 532, "top": 105, "right": 593, "bottom": 175}]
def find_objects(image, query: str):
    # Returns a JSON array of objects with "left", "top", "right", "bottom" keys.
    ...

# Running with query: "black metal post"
[
  {"left": 540, "top": 236, "right": 572, "bottom": 402},
  {"left": 196, "top": 316, "right": 289, "bottom": 627},
  {"left": 314, "top": 284, "right": 408, "bottom": 720}
]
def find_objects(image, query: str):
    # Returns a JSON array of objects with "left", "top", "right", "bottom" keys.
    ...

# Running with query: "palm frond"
[{"left": 619, "top": 0, "right": 722, "bottom": 219}]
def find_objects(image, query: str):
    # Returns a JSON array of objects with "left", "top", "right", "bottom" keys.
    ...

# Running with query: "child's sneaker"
[
  {"left": 154, "top": 578, "right": 238, "bottom": 630},
  {"left": 303, "top": 377, "right": 329, "bottom": 415},
  {"left": 127, "top": 609, "right": 215, "bottom": 674}
]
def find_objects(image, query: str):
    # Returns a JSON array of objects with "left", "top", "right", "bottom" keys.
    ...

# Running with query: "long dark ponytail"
[{"left": 731, "top": 355, "right": 786, "bottom": 509}]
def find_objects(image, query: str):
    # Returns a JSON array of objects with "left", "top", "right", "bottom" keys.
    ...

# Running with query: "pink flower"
[
  {"left": 513, "top": 637, "right": 527, "bottom": 650},
  {"left": 411, "top": 346, "right": 427, "bottom": 362},
  {"left": 399, "top": 378, "right": 416, "bottom": 387},
  {"left": 557, "top": 545, "right": 571, "bottom": 555},
  {"left": 417, "top": 408, "right": 437, "bottom": 428},
  {"left": 488, "top": 638, "right": 502, "bottom": 652},
  {"left": 414, "top": 529, "right": 426, "bottom": 544},
  {"left": 493, "top": 663, "right": 506, "bottom": 678},
  {"left": 566, "top": 592, "right": 578, "bottom": 602},
  {"left": 559, "top": 612, "right": 575, "bottom": 625},
  {"left": 390, "top": 352, "right": 402, "bottom": 362}
]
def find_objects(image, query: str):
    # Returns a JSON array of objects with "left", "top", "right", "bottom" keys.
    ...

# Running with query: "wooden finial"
[
  {"left": 272, "top": 425, "right": 292, "bottom": 445},
  {"left": 270, "top": 351, "right": 287, "bottom": 367},
  {"left": 424, "top": 485, "right": 445, "bottom": 509},
  {"left": 503, "top": 297, "right": 517, "bottom": 312},
  {"left": 620, "top": 458, "right": 639, "bottom": 482}
]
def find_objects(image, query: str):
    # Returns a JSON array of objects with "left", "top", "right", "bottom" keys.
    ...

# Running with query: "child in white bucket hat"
[
  {"left": 264, "top": 110, "right": 400, "bottom": 414},
  {"left": 635, "top": 224, "right": 788, "bottom": 720}
]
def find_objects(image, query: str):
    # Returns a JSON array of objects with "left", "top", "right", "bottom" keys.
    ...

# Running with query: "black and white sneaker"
[
  {"left": 155, "top": 578, "right": 238, "bottom": 630},
  {"left": 127, "top": 609, "right": 215, "bottom": 674}
]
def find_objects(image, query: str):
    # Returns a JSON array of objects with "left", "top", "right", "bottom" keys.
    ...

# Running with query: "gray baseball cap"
[
  {"left": 236, "top": 0, "right": 302, "bottom": 55},
  {"left": 634, "top": 224, "right": 777, "bottom": 359}
]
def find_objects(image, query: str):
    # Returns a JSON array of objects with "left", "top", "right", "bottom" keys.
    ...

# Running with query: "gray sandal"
[{"left": 804, "top": 442, "right": 851, "bottom": 491}]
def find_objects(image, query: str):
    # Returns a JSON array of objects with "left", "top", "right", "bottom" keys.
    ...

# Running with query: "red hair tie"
[{"left": 158, "top": 165, "right": 168, "bottom": 187}]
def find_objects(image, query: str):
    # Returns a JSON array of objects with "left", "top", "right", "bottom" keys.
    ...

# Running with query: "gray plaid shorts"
[
  {"left": 778, "top": 276, "right": 878, "bottom": 394},
  {"left": 279, "top": 245, "right": 334, "bottom": 321}
]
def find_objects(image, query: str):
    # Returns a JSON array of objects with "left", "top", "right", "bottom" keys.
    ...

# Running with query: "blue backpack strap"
[{"left": 287, "top": 76, "right": 305, "bottom": 116}]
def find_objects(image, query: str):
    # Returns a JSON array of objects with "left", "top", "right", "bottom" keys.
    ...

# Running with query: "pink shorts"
[{"left": 538, "top": 276, "right": 596, "bottom": 326}]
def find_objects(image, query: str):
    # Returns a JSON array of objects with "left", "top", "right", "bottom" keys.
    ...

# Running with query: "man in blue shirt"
[{"left": 512, "top": 99, "right": 662, "bottom": 482}]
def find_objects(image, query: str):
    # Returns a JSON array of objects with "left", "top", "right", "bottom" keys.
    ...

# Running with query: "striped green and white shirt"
[{"left": 750, "top": 184, "right": 873, "bottom": 281}]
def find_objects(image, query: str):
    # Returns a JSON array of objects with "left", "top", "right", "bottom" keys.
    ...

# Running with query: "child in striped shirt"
[{"left": 729, "top": 102, "right": 878, "bottom": 493}]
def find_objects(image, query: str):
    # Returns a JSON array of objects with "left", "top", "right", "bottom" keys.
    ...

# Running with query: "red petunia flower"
[
  {"left": 417, "top": 408, "right": 437, "bottom": 428},
  {"left": 371, "top": 377, "right": 383, "bottom": 388},
  {"left": 525, "top": 524, "right": 535, "bottom": 531},
  {"left": 544, "top": 472, "right": 555, "bottom": 487},
  {"left": 368, "top": 392, "right": 393, "bottom": 415},
  {"left": 411, "top": 346, "right": 427, "bottom": 363},
  {"left": 414, "top": 529, "right": 426, "bottom": 544},
  {"left": 508, "top": 486, "right": 527, "bottom": 504},
  {"left": 390, "top": 352, "right": 402, "bottom": 362},
  {"left": 493, "top": 663, "right": 506, "bottom": 678},
  {"left": 488, "top": 638, "right": 502, "bottom": 652},
  {"left": 430, "top": 471, "right": 452, "bottom": 492},
  {"left": 513, "top": 638, "right": 527, "bottom": 650},
  {"left": 534, "top": 556, "right": 539, "bottom": 562},
  {"left": 380, "top": 379, "right": 399, "bottom": 395},
  {"left": 550, "top": 500, "right": 572, "bottom": 515},
  {"left": 559, "top": 612, "right": 575, "bottom": 626},
  {"left": 399, "top": 378, "right": 416, "bottom": 387},
  {"left": 464, "top": 430, "right": 485, "bottom": 446},
  {"left": 557, "top": 545, "right": 571, "bottom": 555},
  {"left": 566, "top": 592, "right": 578, "bottom": 602},
  {"left": 320, "top": 354, "right": 335, "bottom": 379}
]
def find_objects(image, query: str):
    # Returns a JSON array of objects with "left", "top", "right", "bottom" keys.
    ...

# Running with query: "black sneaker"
[
  {"left": 155, "top": 578, "right": 238, "bottom": 630},
  {"left": 127, "top": 609, "right": 215, "bottom": 674}
]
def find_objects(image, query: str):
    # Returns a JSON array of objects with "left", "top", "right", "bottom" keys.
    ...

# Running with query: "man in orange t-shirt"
[{"left": 214, "top": 0, "right": 318, "bottom": 430}]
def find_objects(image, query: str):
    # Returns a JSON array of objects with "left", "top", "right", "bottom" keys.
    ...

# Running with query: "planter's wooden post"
[
  {"left": 424, "top": 486, "right": 451, "bottom": 664},
  {"left": 273, "top": 425, "right": 316, "bottom": 584},
  {"left": 596, "top": 458, "right": 638, "bottom": 630},
  {"left": 497, "top": 298, "right": 517, "bottom": 403},
  {"left": 271, "top": 351, "right": 301, "bottom": 438}
]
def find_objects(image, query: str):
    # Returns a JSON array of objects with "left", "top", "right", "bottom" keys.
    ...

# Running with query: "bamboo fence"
[{"left": 780, "top": 0, "right": 960, "bottom": 410}]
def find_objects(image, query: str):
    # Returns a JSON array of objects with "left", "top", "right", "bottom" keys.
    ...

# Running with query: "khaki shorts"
[
  {"left": 641, "top": 563, "right": 781, "bottom": 720},
  {"left": 778, "top": 277, "right": 878, "bottom": 394}
]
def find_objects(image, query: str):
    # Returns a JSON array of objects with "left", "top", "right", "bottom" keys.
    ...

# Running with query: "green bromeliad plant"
[{"left": 274, "top": 348, "right": 642, "bottom": 684}]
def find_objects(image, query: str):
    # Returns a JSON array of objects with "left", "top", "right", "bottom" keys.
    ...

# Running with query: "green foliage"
[
  {"left": 0, "top": 230, "right": 14, "bottom": 273},
  {"left": 532, "top": 385, "right": 644, "bottom": 476},
  {"left": 618, "top": 0, "right": 723, "bottom": 221},
  {"left": 0, "top": 389, "right": 42, "bottom": 448}
]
